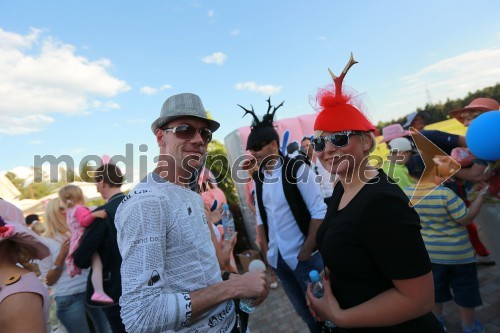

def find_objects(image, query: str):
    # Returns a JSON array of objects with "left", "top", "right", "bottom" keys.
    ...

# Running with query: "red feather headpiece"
[{"left": 313, "top": 53, "right": 376, "bottom": 133}]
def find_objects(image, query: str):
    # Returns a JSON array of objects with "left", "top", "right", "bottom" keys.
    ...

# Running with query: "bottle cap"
[
  {"left": 309, "top": 270, "right": 320, "bottom": 283},
  {"left": 223, "top": 204, "right": 229, "bottom": 210},
  {"left": 248, "top": 259, "right": 266, "bottom": 272}
]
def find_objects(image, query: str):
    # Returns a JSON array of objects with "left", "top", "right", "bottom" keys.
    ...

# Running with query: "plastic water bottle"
[
  {"left": 309, "top": 270, "right": 336, "bottom": 330},
  {"left": 221, "top": 204, "right": 235, "bottom": 241},
  {"left": 239, "top": 259, "right": 267, "bottom": 314}
]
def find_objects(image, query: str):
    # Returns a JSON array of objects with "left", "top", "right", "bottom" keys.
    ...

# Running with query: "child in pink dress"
[{"left": 58, "top": 184, "right": 114, "bottom": 304}]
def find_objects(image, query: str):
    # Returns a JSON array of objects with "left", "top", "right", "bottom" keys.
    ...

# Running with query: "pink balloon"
[{"left": 101, "top": 154, "right": 111, "bottom": 165}]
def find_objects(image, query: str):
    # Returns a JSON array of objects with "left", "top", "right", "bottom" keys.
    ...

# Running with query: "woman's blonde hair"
[
  {"left": 58, "top": 184, "right": 84, "bottom": 208},
  {"left": 361, "top": 131, "right": 377, "bottom": 154},
  {"left": 43, "top": 198, "right": 69, "bottom": 239}
]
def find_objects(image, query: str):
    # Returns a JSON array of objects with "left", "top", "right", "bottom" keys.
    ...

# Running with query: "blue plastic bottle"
[{"left": 309, "top": 270, "right": 336, "bottom": 330}]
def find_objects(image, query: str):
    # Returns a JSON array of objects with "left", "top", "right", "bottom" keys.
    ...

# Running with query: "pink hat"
[
  {"left": 0, "top": 200, "right": 50, "bottom": 260},
  {"left": 449, "top": 98, "right": 499, "bottom": 124},
  {"left": 380, "top": 124, "right": 410, "bottom": 143}
]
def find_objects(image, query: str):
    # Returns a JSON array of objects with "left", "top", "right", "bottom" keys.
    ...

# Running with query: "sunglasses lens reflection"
[
  {"left": 312, "top": 133, "right": 352, "bottom": 151},
  {"left": 312, "top": 138, "right": 325, "bottom": 152},
  {"left": 331, "top": 134, "right": 349, "bottom": 147},
  {"left": 174, "top": 125, "right": 212, "bottom": 144}
]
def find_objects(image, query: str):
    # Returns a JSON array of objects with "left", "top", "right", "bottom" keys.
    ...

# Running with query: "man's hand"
[
  {"left": 220, "top": 232, "right": 237, "bottom": 267},
  {"left": 230, "top": 270, "right": 270, "bottom": 306},
  {"left": 297, "top": 242, "right": 314, "bottom": 262}
]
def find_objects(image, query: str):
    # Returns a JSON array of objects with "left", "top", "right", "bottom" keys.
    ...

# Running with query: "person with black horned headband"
[{"left": 241, "top": 97, "right": 327, "bottom": 333}]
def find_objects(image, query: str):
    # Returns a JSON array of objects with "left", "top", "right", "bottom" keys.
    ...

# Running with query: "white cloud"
[
  {"left": 8, "top": 166, "right": 35, "bottom": 180},
  {"left": 103, "top": 101, "right": 120, "bottom": 110},
  {"left": 202, "top": 52, "right": 227, "bottom": 65},
  {"left": 381, "top": 47, "right": 500, "bottom": 121},
  {"left": 230, "top": 29, "right": 240, "bottom": 36},
  {"left": 0, "top": 27, "right": 130, "bottom": 134},
  {"left": 140, "top": 86, "right": 158, "bottom": 96},
  {"left": 0, "top": 114, "right": 54, "bottom": 135},
  {"left": 235, "top": 81, "right": 283, "bottom": 95},
  {"left": 140, "top": 84, "right": 172, "bottom": 96},
  {"left": 208, "top": 9, "right": 215, "bottom": 17}
]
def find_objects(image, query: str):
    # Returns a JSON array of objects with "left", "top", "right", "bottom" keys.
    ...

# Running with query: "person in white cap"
[
  {"left": 115, "top": 93, "right": 269, "bottom": 333},
  {"left": 382, "top": 137, "right": 415, "bottom": 189}
]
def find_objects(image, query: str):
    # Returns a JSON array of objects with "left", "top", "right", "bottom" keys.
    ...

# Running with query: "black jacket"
[
  {"left": 253, "top": 154, "right": 312, "bottom": 241},
  {"left": 73, "top": 192, "right": 125, "bottom": 306}
]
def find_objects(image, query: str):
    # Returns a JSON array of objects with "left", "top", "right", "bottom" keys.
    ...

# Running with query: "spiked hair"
[{"left": 239, "top": 97, "right": 284, "bottom": 151}]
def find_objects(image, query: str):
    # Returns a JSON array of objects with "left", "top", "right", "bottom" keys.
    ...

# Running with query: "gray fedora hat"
[{"left": 151, "top": 93, "right": 220, "bottom": 133}]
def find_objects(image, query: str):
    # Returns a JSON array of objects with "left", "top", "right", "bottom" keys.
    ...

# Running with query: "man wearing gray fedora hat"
[{"left": 115, "top": 93, "right": 269, "bottom": 333}]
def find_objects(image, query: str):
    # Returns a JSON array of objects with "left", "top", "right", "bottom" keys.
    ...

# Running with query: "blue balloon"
[{"left": 465, "top": 111, "right": 500, "bottom": 161}]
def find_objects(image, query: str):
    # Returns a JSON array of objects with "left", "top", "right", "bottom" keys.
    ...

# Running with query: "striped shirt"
[{"left": 404, "top": 184, "right": 474, "bottom": 265}]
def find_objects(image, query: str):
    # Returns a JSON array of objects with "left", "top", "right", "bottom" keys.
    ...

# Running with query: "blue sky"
[{"left": 1, "top": 0, "right": 499, "bottom": 180}]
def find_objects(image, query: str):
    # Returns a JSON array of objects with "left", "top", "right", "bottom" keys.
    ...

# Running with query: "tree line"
[{"left": 376, "top": 83, "right": 500, "bottom": 130}]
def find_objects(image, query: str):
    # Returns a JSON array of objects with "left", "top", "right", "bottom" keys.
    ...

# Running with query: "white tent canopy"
[{"left": 0, "top": 173, "right": 22, "bottom": 201}]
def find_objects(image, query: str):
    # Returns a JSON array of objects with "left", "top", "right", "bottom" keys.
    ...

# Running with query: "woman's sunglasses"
[
  {"left": 163, "top": 124, "right": 212, "bottom": 144},
  {"left": 311, "top": 131, "right": 360, "bottom": 152}
]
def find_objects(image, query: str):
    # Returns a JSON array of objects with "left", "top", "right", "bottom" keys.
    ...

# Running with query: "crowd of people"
[{"left": 0, "top": 54, "right": 498, "bottom": 333}]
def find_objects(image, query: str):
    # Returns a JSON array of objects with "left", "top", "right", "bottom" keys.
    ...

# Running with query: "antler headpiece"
[
  {"left": 313, "top": 52, "right": 376, "bottom": 133},
  {"left": 239, "top": 97, "right": 284, "bottom": 150}
]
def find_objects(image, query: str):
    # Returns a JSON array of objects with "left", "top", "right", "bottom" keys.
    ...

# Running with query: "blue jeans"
[
  {"left": 56, "top": 292, "right": 111, "bottom": 333},
  {"left": 273, "top": 251, "right": 324, "bottom": 333}
]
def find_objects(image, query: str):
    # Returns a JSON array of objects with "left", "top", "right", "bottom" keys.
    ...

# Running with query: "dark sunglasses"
[
  {"left": 250, "top": 140, "right": 271, "bottom": 152},
  {"left": 311, "top": 131, "right": 360, "bottom": 152},
  {"left": 164, "top": 124, "right": 212, "bottom": 144}
]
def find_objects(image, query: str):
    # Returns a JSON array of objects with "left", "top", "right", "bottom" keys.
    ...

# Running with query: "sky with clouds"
[{"left": 0, "top": 0, "right": 499, "bottom": 178}]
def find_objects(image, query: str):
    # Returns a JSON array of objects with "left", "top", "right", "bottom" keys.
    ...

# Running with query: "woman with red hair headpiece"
[{"left": 306, "top": 54, "right": 444, "bottom": 332}]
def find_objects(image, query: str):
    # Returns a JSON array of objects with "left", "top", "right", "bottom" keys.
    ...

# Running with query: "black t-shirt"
[{"left": 317, "top": 170, "right": 443, "bottom": 332}]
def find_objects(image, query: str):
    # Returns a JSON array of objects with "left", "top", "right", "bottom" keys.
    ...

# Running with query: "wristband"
[{"left": 222, "top": 271, "right": 231, "bottom": 281}]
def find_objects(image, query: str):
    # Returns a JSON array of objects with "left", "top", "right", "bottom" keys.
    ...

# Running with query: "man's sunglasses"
[
  {"left": 311, "top": 131, "right": 360, "bottom": 152},
  {"left": 250, "top": 140, "right": 271, "bottom": 152},
  {"left": 163, "top": 124, "right": 212, "bottom": 144}
]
